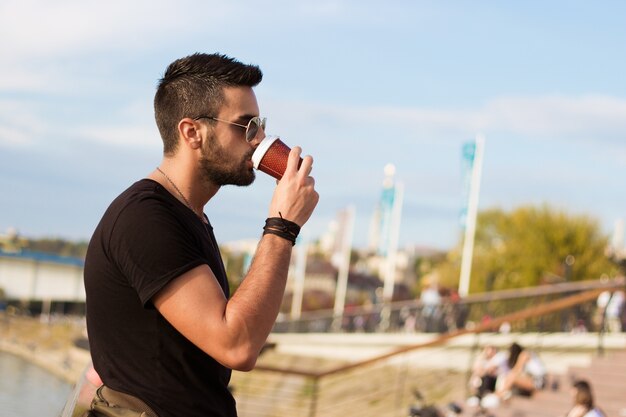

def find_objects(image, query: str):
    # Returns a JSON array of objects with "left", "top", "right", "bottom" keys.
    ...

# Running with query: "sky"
[{"left": 1, "top": 0, "right": 625, "bottom": 251}]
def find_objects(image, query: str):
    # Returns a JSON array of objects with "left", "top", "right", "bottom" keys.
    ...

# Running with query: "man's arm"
[
  {"left": 152, "top": 234, "right": 292, "bottom": 371},
  {"left": 153, "top": 147, "right": 318, "bottom": 371}
]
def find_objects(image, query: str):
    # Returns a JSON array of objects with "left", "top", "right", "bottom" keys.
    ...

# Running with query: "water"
[{"left": 0, "top": 351, "right": 72, "bottom": 417}]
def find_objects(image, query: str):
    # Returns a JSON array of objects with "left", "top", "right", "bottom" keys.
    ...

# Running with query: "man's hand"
[{"left": 268, "top": 146, "right": 319, "bottom": 226}]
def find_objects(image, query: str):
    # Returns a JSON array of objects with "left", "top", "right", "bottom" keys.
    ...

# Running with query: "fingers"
[
  {"left": 299, "top": 155, "right": 313, "bottom": 178},
  {"left": 302, "top": 175, "right": 315, "bottom": 188},
  {"left": 285, "top": 146, "right": 303, "bottom": 175},
  {"left": 285, "top": 146, "right": 313, "bottom": 178},
  {"left": 268, "top": 145, "right": 318, "bottom": 227}
]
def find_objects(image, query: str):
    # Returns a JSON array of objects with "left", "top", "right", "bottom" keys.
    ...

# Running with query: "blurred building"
[
  {"left": 283, "top": 256, "right": 382, "bottom": 311},
  {"left": 0, "top": 249, "right": 85, "bottom": 315},
  {"left": 610, "top": 218, "right": 626, "bottom": 260}
]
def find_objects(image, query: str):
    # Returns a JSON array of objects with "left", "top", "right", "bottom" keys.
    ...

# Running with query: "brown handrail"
[{"left": 462, "top": 276, "right": 624, "bottom": 303}]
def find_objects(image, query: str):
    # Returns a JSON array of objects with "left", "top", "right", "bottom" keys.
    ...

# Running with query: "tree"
[
  {"left": 26, "top": 238, "right": 89, "bottom": 258},
  {"left": 0, "top": 232, "right": 88, "bottom": 259},
  {"left": 436, "top": 205, "right": 618, "bottom": 293}
]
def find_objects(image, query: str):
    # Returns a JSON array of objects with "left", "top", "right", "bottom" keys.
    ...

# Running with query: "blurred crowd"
[{"left": 466, "top": 343, "right": 607, "bottom": 417}]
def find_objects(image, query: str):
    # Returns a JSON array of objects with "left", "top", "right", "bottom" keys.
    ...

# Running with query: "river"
[{"left": 0, "top": 350, "right": 72, "bottom": 417}]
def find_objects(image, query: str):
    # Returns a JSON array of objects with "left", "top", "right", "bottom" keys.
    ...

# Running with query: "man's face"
[{"left": 198, "top": 86, "right": 264, "bottom": 187}]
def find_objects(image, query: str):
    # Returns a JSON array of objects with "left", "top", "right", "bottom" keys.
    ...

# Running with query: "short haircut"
[{"left": 154, "top": 53, "right": 263, "bottom": 155}]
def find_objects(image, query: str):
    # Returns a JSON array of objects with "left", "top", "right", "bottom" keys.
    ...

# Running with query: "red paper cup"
[{"left": 252, "top": 135, "right": 302, "bottom": 180}]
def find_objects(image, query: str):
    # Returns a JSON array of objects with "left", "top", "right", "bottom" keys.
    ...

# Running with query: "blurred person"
[
  {"left": 83, "top": 53, "right": 318, "bottom": 417},
  {"left": 499, "top": 321, "right": 512, "bottom": 334},
  {"left": 400, "top": 306, "right": 417, "bottom": 333},
  {"left": 496, "top": 342, "right": 547, "bottom": 399},
  {"left": 571, "top": 318, "right": 588, "bottom": 334},
  {"left": 479, "top": 342, "right": 547, "bottom": 409},
  {"left": 564, "top": 380, "right": 605, "bottom": 417},
  {"left": 596, "top": 290, "right": 625, "bottom": 332},
  {"left": 468, "top": 345, "right": 500, "bottom": 401},
  {"left": 448, "top": 289, "right": 469, "bottom": 330},
  {"left": 419, "top": 278, "right": 441, "bottom": 332}
]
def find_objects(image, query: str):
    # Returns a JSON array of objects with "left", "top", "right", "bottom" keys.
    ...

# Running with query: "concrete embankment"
[
  {"left": 0, "top": 314, "right": 91, "bottom": 384},
  {"left": 268, "top": 331, "right": 626, "bottom": 374},
  {"left": 3, "top": 313, "right": 625, "bottom": 385}
]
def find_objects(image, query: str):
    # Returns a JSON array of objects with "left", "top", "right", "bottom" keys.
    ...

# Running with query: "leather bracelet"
[
  {"left": 263, "top": 212, "right": 300, "bottom": 245},
  {"left": 263, "top": 228, "right": 296, "bottom": 245},
  {"left": 265, "top": 213, "right": 301, "bottom": 235}
]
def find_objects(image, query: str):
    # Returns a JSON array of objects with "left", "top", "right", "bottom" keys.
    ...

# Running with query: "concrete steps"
[{"left": 476, "top": 349, "right": 626, "bottom": 417}]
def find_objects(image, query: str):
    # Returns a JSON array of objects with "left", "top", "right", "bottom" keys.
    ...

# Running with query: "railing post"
[
  {"left": 597, "top": 327, "right": 605, "bottom": 357},
  {"left": 394, "top": 355, "right": 410, "bottom": 417},
  {"left": 309, "top": 376, "right": 319, "bottom": 417},
  {"left": 378, "top": 302, "right": 391, "bottom": 332},
  {"left": 597, "top": 301, "right": 608, "bottom": 357},
  {"left": 465, "top": 332, "right": 481, "bottom": 398}
]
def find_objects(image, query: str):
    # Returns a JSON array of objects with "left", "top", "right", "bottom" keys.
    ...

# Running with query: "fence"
[
  {"left": 232, "top": 278, "right": 625, "bottom": 417},
  {"left": 273, "top": 277, "right": 624, "bottom": 334}
]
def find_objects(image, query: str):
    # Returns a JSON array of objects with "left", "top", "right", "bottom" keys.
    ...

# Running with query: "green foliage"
[
  {"left": 26, "top": 238, "right": 89, "bottom": 259},
  {"left": 220, "top": 247, "right": 248, "bottom": 294},
  {"left": 437, "top": 205, "right": 618, "bottom": 293},
  {"left": 0, "top": 234, "right": 88, "bottom": 259},
  {"left": 412, "top": 251, "right": 448, "bottom": 295}
]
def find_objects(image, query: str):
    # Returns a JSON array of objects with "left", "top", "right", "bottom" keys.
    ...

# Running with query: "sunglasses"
[{"left": 194, "top": 115, "right": 266, "bottom": 142}]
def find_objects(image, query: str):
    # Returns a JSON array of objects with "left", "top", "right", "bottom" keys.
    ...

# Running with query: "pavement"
[{"left": 268, "top": 332, "right": 626, "bottom": 374}]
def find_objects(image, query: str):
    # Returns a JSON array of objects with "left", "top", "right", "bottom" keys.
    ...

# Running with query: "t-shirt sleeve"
[{"left": 108, "top": 194, "right": 208, "bottom": 307}]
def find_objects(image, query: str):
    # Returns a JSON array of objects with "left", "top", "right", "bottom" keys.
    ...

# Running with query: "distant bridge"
[{"left": 0, "top": 250, "right": 84, "bottom": 314}]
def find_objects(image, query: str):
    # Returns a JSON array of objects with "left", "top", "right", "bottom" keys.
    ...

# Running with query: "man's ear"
[{"left": 178, "top": 118, "right": 203, "bottom": 150}]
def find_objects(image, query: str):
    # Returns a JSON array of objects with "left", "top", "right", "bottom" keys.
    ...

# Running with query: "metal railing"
[
  {"left": 273, "top": 277, "right": 625, "bottom": 334},
  {"left": 231, "top": 278, "right": 625, "bottom": 417}
]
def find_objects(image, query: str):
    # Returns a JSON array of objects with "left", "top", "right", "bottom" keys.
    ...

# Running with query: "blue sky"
[{"left": 1, "top": 1, "right": 625, "bottom": 250}]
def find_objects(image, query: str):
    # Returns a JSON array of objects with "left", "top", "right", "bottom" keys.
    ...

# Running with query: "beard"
[{"left": 199, "top": 134, "right": 256, "bottom": 187}]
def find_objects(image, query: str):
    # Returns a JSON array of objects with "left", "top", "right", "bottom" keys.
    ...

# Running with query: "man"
[{"left": 84, "top": 53, "right": 319, "bottom": 417}]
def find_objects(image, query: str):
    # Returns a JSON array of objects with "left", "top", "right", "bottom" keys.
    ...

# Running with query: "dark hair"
[
  {"left": 154, "top": 53, "right": 263, "bottom": 154},
  {"left": 573, "top": 379, "right": 594, "bottom": 410},
  {"left": 507, "top": 342, "right": 523, "bottom": 369}
]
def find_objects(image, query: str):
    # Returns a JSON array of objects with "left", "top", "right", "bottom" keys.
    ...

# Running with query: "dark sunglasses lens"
[{"left": 246, "top": 118, "right": 260, "bottom": 142}]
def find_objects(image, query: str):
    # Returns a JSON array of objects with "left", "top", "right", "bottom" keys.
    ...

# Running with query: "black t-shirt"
[{"left": 84, "top": 179, "right": 236, "bottom": 417}]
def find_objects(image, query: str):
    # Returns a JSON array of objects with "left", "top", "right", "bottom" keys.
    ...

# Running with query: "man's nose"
[{"left": 249, "top": 130, "right": 266, "bottom": 148}]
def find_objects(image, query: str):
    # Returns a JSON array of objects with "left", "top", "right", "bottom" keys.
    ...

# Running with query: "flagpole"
[
  {"left": 377, "top": 180, "right": 404, "bottom": 331},
  {"left": 290, "top": 233, "right": 308, "bottom": 320},
  {"left": 332, "top": 206, "right": 355, "bottom": 330},
  {"left": 382, "top": 182, "right": 404, "bottom": 302},
  {"left": 458, "top": 134, "right": 485, "bottom": 297}
]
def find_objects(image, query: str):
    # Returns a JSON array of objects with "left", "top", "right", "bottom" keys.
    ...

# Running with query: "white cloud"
[
  {"left": 0, "top": 0, "right": 184, "bottom": 58},
  {"left": 0, "top": 1, "right": 141, "bottom": 91},
  {"left": 297, "top": 1, "right": 344, "bottom": 17},
  {"left": 600, "top": 144, "right": 626, "bottom": 167},
  {"left": 0, "top": 0, "right": 232, "bottom": 92},
  {"left": 3, "top": 90, "right": 625, "bottom": 158},
  {"left": 266, "top": 94, "right": 626, "bottom": 147},
  {"left": 482, "top": 95, "right": 626, "bottom": 138},
  {"left": 0, "top": 66, "right": 56, "bottom": 92},
  {"left": 73, "top": 124, "right": 160, "bottom": 149},
  {"left": 0, "top": 125, "right": 34, "bottom": 147},
  {"left": 0, "top": 100, "right": 48, "bottom": 147}
]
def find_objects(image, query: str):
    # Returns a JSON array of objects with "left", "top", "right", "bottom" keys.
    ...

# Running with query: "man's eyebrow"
[{"left": 235, "top": 113, "right": 258, "bottom": 122}]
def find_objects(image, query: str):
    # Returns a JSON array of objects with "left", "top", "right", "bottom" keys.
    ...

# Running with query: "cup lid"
[{"left": 251, "top": 135, "right": 279, "bottom": 169}]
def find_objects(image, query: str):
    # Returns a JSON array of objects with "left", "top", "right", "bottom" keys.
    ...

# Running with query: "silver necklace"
[{"left": 156, "top": 167, "right": 204, "bottom": 222}]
